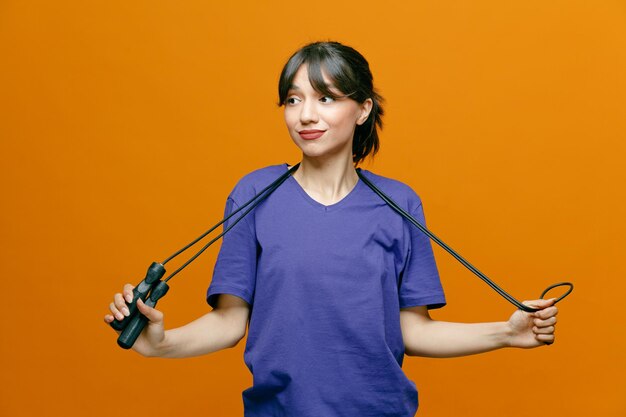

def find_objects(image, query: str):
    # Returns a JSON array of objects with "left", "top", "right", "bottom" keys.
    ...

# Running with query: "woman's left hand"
[{"left": 507, "top": 298, "right": 558, "bottom": 348}]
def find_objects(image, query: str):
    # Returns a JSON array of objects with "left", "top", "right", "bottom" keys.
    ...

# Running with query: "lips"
[{"left": 298, "top": 129, "right": 326, "bottom": 140}]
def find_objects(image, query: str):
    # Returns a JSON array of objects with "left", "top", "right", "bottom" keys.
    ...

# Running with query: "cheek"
[
  {"left": 283, "top": 110, "right": 295, "bottom": 130},
  {"left": 283, "top": 110, "right": 300, "bottom": 142},
  {"left": 326, "top": 106, "right": 359, "bottom": 130}
]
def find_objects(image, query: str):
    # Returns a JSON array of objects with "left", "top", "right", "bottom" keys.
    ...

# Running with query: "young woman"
[{"left": 105, "top": 41, "right": 559, "bottom": 416}]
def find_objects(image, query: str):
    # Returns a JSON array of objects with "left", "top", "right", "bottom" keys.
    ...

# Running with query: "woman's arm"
[
  {"left": 105, "top": 288, "right": 250, "bottom": 358},
  {"left": 399, "top": 299, "right": 557, "bottom": 358}
]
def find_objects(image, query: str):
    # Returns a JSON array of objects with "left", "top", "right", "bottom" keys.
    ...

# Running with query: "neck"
[{"left": 292, "top": 154, "right": 359, "bottom": 205}]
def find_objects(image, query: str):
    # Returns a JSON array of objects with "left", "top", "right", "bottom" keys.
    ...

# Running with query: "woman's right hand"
[{"left": 104, "top": 284, "right": 167, "bottom": 357}]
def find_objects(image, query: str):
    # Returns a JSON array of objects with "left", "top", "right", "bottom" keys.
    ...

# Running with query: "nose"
[{"left": 299, "top": 99, "right": 319, "bottom": 125}]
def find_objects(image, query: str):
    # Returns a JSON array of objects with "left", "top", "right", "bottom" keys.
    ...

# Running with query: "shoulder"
[
  {"left": 228, "top": 164, "right": 289, "bottom": 205},
  {"left": 358, "top": 169, "right": 423, "bottom": 213}
]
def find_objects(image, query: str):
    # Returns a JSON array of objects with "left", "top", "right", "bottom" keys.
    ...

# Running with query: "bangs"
[
  {"left": 278, "top": 46, "right": 359, "bottom": 105},
  {"left": 304, "top": 58, "right": 347, "bottom": 99}
]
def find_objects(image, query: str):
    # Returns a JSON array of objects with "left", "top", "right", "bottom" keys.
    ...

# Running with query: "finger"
[
  {"left": 104, "top": 315, "right": 122, "bottom": 336},
  {"left": 137, "top": 298, "right": 164, "bottom": 324},
  {"left": 114, "top": 293, "right": 130, "bottom": 317},
  {"left": 524, "top": 298, "right": 556, "bottom": 312},
  {"left": 109, "top": 302, "right": 124, "bottom": 321},
  {"left": 535, "top": 306, "right": 558, "bottom": 320},
  {"left": 123, "top": 283, "right": 135, "bottom": 303},
  {"left": 533, "top": 316, "right": 557, "bottom": 327},
  {"left": 533, "top": 325, "right": 555, "bottom": 335},
  {"left": 536, "top": 333, "right": 555, "bottom": 344}
]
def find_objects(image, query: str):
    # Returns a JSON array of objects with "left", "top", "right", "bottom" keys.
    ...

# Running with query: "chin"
[
  {"left": 291, "top": 136, "right": 352, "bottom": 160},
  {"left": 303, "top": 148, "right": 351, "bottom": 162}
]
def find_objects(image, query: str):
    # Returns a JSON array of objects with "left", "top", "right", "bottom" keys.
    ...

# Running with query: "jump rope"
[{"left": 110, "top": 163, "right": 573, "bottom": 349}]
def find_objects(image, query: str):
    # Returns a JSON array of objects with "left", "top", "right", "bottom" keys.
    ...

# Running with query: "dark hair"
[{"left": 278, "top": 41, "right": 384, "bottom": 166}]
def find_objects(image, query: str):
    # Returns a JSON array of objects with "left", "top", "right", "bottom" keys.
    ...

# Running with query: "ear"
[{"left": 356, "top": 98, "right": 373, "bottom": 126}]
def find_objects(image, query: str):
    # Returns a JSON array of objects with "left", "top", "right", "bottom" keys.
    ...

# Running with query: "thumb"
[
  {"left": 523, "top": 297, "right": 556, "bottom": 311},
  {"left": 137, "top": 298, "right": 164, "bottom": 324}
]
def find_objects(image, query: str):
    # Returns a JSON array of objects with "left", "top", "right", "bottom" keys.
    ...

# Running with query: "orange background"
[{"left": 1, "top": 1, "right": 625, "bottom": 416}]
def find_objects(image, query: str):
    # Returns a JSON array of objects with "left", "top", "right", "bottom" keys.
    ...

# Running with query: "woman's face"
[{"left": 284, "top": 64, "right": 372, "bottom": 162}]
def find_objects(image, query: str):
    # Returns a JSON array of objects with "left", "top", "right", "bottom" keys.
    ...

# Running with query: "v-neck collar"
[{"left": 284, "top": 163, "right": 363, "bottom": 212}]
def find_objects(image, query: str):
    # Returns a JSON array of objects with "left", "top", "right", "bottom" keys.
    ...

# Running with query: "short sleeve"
[
  {"left": 206, "top": 197, "right": 258, "bottom": 309},
  {"left": 398, "top": 202, "right": 446, "bottom": 309}
]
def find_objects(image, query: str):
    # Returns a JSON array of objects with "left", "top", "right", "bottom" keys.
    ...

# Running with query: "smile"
[{"left": 298, "top": 130, "right": 326, "bottom": 140}]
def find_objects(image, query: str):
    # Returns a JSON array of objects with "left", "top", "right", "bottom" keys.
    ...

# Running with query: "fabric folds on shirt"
[{"left": 207, "top": 164, "right": 446, "bottom": 417}]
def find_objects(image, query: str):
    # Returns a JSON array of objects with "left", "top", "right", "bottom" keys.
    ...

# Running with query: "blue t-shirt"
[{"left": 207, "top": 163, "right": 446, "bottom": 417}]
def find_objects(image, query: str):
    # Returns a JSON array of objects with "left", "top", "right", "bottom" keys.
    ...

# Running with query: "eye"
[
  {"left": 320, "top": 96, "right": 335, "bottom": 103},
  {"left": 285, "top": 96, "right": 301, "bottom": 105}
]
